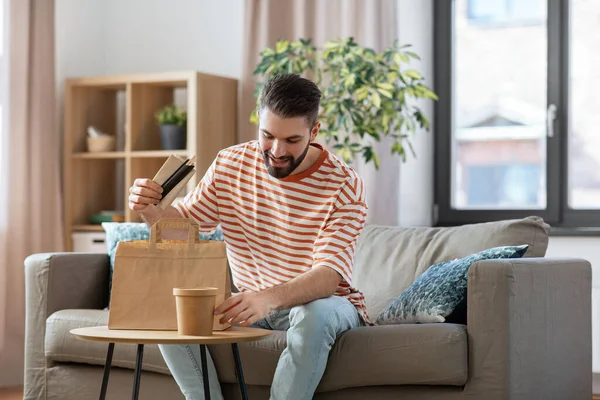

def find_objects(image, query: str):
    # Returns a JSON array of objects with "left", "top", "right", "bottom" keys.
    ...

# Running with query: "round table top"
[{"left": 70, "top": 325, "right": 272, "bottom": 345}]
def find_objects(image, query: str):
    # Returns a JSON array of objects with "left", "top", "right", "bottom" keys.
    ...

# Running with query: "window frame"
[{"left": 433, "top": 0, "right": 598, "bottom": 230}]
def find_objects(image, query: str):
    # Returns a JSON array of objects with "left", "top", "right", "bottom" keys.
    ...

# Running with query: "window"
[
  {"left": 434, "top": 0, "right": 600, "bottom": 229},
  {"left": 468, "top": 0, "right": 545, "bottom": 25},
  {"left": 460, "top": 163, "right": 542, "bottom": 209}
]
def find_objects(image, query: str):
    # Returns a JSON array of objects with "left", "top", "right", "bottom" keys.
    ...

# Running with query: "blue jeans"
[{"left": 158, "top": 295, "right": 363, "bottom": 400}]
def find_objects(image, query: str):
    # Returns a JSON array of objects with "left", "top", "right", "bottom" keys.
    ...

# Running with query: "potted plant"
[
  {"left": 251, "top": 37, "right": 438, "bottom": 169},
  {"left": 155, "top": 104, "right": 187, "bottom": 150}
]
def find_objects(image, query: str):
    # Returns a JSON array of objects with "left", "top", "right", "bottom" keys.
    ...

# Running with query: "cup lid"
[{"left": 173, "top": 287, "right": 219, "bottom": 296}]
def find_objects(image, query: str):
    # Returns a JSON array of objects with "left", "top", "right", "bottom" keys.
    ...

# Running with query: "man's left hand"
[{"left": 214, "top": 291, "right": 276, "bottom": 327}]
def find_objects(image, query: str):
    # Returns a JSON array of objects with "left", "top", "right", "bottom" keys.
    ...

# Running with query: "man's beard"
[{"left": 263, "top": 142, "right": 311, "bottom": 179}]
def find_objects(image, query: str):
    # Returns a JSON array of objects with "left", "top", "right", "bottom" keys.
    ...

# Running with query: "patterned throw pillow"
[
  {"left": 375, "top": 244, "right": 529, "bottom": 325},
  {"left": 101, "top": 222, "right": 224, "bottom": 304}
]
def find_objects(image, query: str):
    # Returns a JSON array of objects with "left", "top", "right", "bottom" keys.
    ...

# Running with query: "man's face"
[{"left": 258, "top": 109, "right": 319, "bottom": 179}]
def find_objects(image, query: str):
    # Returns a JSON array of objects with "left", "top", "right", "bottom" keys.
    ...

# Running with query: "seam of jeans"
[{"left": 184, "top": 344, "right": 204, "bottom": 382}]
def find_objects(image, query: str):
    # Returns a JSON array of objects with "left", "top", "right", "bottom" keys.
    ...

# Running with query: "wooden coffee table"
[{"left": 70, "top": 325, "right": 271, "bottom": 400}]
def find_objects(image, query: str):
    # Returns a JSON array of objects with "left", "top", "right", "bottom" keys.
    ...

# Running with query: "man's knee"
[{"left": 288, "top": 297, "right": 344, "bottom": 335}]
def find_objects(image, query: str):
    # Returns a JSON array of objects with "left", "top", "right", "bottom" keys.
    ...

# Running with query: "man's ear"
[{"left": 310, "top": 122, "right": 321, "bottom": 142}]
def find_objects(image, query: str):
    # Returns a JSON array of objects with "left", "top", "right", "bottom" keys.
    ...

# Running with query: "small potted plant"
[{"left": 155, "top": 104, "right": 187, "bottom": 150}]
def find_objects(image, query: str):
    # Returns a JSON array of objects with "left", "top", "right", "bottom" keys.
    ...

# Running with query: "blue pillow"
[
  {"left": 102, "top": 222, "right": 224, "bottom": 304},
  {"left": 375, "top": 244, "right": 529, "bottom": 325}
]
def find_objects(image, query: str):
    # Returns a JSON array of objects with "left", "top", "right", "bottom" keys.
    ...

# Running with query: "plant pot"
[
  {"left": 159, "top": 124, "right": 187, "bottom": 150},
  {"left": 173, "top": 287, "right": 218, "bottom": 336}
]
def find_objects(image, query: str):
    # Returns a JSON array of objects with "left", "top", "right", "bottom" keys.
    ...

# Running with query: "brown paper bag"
[{"left": 108, "top": 218, "right": 231, "bottom": 331}]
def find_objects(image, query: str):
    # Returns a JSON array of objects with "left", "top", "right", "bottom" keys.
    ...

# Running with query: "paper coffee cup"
[{"left": 173, "top": 287, "right": 218, "bottom": 336}]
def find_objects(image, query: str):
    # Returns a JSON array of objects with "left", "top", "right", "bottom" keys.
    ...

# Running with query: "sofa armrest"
[
  {"left": 24, "top": 252, "right": 110, "bottom": 400},
  {"left": 464, "top": 257, "right": 591, "bottom": 400},
  {"left": 25, "top": 252, "right": 110, "bottom": 316}
]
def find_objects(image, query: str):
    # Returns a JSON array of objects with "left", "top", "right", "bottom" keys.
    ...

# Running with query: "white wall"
[
  {"left": 396, "top": 0, "right": 434, "bottom": 227},
  {"left": 102, "top": 0, "right": 243, "bottom": 78},
  {"left": 55, "top": 0, "right": 106, "bottom": 88},
  {"left": 547, "top": 237, "right": 600, "bottom": 287},
  {"left": 56, "top": 0, "right": 244, "bottom": 87},
  {"left": 55, "top": 0, "right": 107, "bottom": 150}
]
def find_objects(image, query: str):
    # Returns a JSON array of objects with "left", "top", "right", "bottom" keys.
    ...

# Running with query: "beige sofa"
[{"left": 24, "top": 217, "right": 592, "bottom": 399}]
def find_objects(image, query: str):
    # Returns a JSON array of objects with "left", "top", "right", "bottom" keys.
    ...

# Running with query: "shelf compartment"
[
  {"left": 129, "top": 82, "right": 189, "bottom": 151},
  {"left": 65, "top": 84, "right": 127, "bottom": 153},
  {"left": 67, "top": 158, "right": 126, "bottom": 227}
]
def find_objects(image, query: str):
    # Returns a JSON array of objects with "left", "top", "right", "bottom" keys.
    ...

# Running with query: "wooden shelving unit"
[{"left": 63, "top": 71, "right": 238, "bottom": 251}]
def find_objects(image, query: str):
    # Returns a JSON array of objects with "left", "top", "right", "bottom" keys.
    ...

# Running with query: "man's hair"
[{"left": 259, "top": 74, "right": 322, "bottom": 127}]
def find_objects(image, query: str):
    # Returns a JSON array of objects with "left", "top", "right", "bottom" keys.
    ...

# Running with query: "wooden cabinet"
[{"left": 62, "top": 71, "right": 237, "bottom": 251}]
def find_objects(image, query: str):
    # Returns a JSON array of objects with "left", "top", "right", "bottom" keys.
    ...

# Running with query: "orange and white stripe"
[{"left": 175, "top": 140, "right": 370, "bottom": 324}]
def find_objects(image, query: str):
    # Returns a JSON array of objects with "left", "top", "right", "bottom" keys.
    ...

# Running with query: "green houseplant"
[
  {"left": 155, "top": 104, "right": 188, "bottom": 150},
  {"left": 251, "top": 37, "right": 438, "bottom": 168}
]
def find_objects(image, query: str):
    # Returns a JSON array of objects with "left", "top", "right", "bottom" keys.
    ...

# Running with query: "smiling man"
[{"left": 128, "top": 74, "right": 369, "bottom": 400}]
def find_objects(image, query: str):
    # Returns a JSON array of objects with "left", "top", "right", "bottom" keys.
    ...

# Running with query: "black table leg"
[
  {"left": 231, "top": 343, "right": 248, "bottom": 400},
  {"left": 99, "top": 343, "right": 115, "bottom": 400},
  {"left": 132, "top": 344, "right": 144, "bottom": 400},
  {"left": 199, "top": 344, "right": 211, "bottom": 400}
]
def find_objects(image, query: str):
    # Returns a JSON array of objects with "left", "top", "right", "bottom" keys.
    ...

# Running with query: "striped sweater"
[{"left": 174, "top": 140, "right": 370, "bottom": 324}]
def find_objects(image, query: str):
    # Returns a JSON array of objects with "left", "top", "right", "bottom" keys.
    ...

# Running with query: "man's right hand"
[{"left": 128, "top": 178, "right": 163, "bottom": 212}]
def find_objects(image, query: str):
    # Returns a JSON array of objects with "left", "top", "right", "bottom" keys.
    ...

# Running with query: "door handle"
[{"left": 547, "top": 104, "right": 557, "bottom": 138}]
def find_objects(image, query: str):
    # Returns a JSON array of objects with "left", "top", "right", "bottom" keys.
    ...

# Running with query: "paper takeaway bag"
[{"left": 108, "top": 218, "right": 231, "bottom": 331}]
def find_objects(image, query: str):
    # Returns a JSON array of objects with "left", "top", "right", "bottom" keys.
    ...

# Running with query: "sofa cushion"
[
  {"left": 45, "top": 309, "right": 467, "bottom": 392},
  {"left": 375, "top": 244, "right": 529, "bottom": 325},
  {"left": 45, "top": 309, "right": 171, "bottom": 375},
  {"left": 208, "top": 323, "right": 468, "bottom": 391},
  {"left": 353, "top": 216, "right": 550, "bottom": 319}
]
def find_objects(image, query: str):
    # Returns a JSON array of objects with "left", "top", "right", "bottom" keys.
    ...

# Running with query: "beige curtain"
[
  {"left": 239, "top": 0, "right": 400, "bottom": 225},
  {"left": 0, "top": 0, "right": 63, "bottom": 387}
]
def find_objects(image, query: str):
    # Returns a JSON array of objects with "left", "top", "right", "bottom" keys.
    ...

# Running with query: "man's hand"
[
  {"left": 128, "top": 178, "right": 185, "bottom": 231},
  {"left": 214, "top": 291, "right": 277, "bottom": 327},
  {"left": 128, "top": 178, "right": 163, "bottom": 212}
]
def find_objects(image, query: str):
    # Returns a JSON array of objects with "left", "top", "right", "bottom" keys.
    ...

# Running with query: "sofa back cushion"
[{"left": 352, "top": 216, "right": 550, "bottom": 319}]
